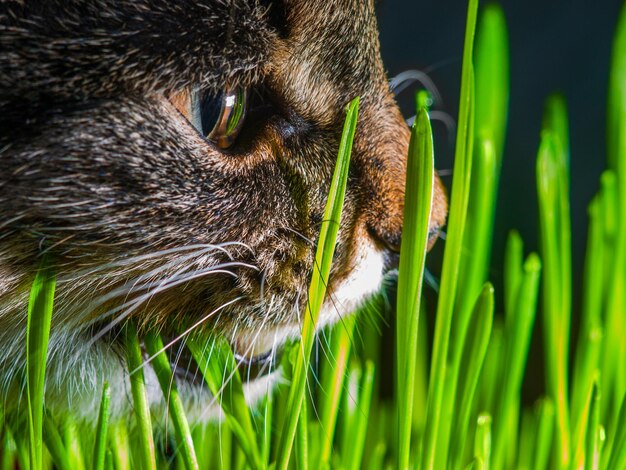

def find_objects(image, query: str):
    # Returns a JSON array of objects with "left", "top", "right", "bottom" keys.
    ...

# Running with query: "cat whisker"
[
  {"left": 424, "top": 268, "right": 440, "bottom": 293},
  {"left": 389, "top": 69, "right": 443, "bottom": 105},
  {"left": 62, "top": 242, "right": 249, "bottom": 280},
  {"left": 282, "top": 226, "right": 314, "bottom": 245},
  {"left": 88, "top": 262, "right": 256, "bottom": 347},
  {"left": 129, "top": 296, "right": 243, "bottom": 376}
]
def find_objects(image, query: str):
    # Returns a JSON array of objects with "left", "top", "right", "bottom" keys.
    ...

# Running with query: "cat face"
[{"left": 0, "top": 0, "right": 447, "bottom": 417}]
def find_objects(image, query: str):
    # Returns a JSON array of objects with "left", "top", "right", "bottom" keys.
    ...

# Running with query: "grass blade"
[
  {"left": 584, "top": 382, "right": 601, "bottom": 470},
  {"left": 533, "top": 399, "right": 555, "bottom": 470},
  {"left": 605, "top": 0, "right": 626, "bottom": 425},
  {"left": 109, "top": 422, "right": 130, "bottom": 470},
  {"left": 318, "top": 314, "right": 357, "bottom": 464},
  {"left": 188, "top": 335, "right": 262, "bottom": 470},
  {"left": 421, "top": 0, "right": 478, "bottom": 466},
  {"left": 604, "top": 394, "right": 626, "bottom": 470},
  {"left": 396, "top": 106, "right": 435, "bottom": 469},
  {"left": 474, "top": 414, "right": 492, "bottom": 470},
  {"left": 274, "top": 97, "right": 358, "bottom": 470},
  {"left": 143, "top": 333, "right": 198, "bottom": 470},
  {"left": 504, "top": 231, "right": 524, "bottom": 320},
  {"left": 492, "top": 254, "right": 542, "bottom": 469},
  {"left": 43, "top": 412, "right": 70, "bottom": 470},
  {"left": 343, "top": 361, "right": 375, "bottom": 470},
  {"left": 26, "top": 257, "right": 56, "bottom": 470},
  {"left": 125, "top": 324, "right": 156, "bottom": 470},
  {"left": 92, "top": 382, "right": 111, "bottom": 470},
  {"left": 536, "top": 130, "right": 571, "bottom": 468},
  {"left": 474, "top": 3, "right": 509, "bottom": 160},
  {"left": 451, "top": 282, "right": 494, "bottom": 469}
]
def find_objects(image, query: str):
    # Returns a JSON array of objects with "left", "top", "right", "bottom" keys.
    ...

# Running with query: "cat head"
[{"left": 0, "top": 0, "right": 447, "bottom": 417}]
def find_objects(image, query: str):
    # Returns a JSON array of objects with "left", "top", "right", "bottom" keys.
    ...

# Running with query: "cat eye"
[{"left": 190, "top": 85, "right": 248, "bottom": 149}]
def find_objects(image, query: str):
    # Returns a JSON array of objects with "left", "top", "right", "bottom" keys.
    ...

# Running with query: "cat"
[{"left": 0, "top": 0, "right": 447, "bottom": 420}]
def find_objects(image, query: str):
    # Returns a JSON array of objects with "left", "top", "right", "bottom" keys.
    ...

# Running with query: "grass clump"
[{"left": 2, "top": 1, "right": 626, "bottom": 469}]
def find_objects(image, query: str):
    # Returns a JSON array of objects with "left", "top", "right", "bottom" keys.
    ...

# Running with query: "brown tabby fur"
[{"left": 0, "top": 0, "right": 447, "bottom": 417}]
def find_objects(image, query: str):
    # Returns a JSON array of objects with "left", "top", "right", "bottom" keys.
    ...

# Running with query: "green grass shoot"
[
  {"left": 274, "top": 96, "right": 359, "bottom": 470},
  {"left": 143, "top": 332, "right": 198, "bottom": 470},
  {"left": 26, "top": 257, "right": 56, "bottom": 470},
  {"left": 395, "top": 106, "right": 434, "bottom": 469}
]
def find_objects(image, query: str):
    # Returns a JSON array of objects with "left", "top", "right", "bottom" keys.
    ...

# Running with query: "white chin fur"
[
  {"left": 27, "top": 242, "right": 385, "bottom": 423},
  {"left": 235, "top": 241, "right": 385, "bottom": 357}
]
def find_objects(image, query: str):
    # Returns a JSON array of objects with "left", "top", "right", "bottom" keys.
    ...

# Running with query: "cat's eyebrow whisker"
[{"left": 389, "top": 69, "right": 443, "bottom": 105}]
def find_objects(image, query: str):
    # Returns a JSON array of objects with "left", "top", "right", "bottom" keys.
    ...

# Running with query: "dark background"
[{"left": 377, "top": 1, "right": 623, "bottom": 400}]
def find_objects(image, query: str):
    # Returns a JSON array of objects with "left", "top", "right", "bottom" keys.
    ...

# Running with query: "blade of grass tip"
[
  {"left": 464, "top": 457, "right": 484, "bottom": 470},
  {"left": 456, "top": 0, "right": 510, "bottom": 314},
  {"left": 143, "top": 332, "right": 198, "bottom": 470},
  {"left": 603, "top": 394, "right": 626, "bottom": 470},
  {"left": 474, "top": 3, "right": 509, "bottom": 160},
  {"left": 584, "top": 382, "right": 601, "bottom": 470},
  {"left": 187, "top": 335, "right": 262, "bottom": 470},
  {"left": 422, "top": 7, "right": 477, "bottom": 467},
  {"left": 450, "top": 282, "right": 494, "bottom": 470},
  {"left": 503, "top": 231, "right": 524, "bottom": 320},
  {"left": 318, "top": 314, "right": 357, "bottom": 464},
  {"left": 124, "top": 324, "right": 156, "bottom": 470},
  {"left": 42, "top": 412, "right": 70, "bottom": 470},
  {"left": 274, "top": 97, "right": 358, "bottom": 470},
  {"left": 104, "top": 450, "right": 113, "bottom": 470},
  {"left": 344, "top": 361, "right": 375, "bottom": 470},
  {"left": 532, "top": 399, "right": 555, "bottom": 470},
  {"left": 367, "top": 441, "right": 387, "bottom": 470},
  {"left": 474, "top": 414, "right": 492, "bottom": 470},
  {"left": 542, "top": 94, "right": 572, "bottom": 374},
  {"left": 536, "top": 131, "right": 571, "bottom": 468},
  {"left": 396, "top": 106, "right": 434, "bottom": 469},
  {"left": 26, "top": 257, "right": 56, "bottom": 470},
  {"left": 492, "top": 254, "right": 542, "bottom": 469},
  {"left": 92, "top": 382, "right": 111, "bottom": 470}
]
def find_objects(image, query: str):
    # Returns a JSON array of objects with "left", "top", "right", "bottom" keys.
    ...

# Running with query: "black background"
[{"left": 377, "top": 0, "right": 623, "bottom": 400}]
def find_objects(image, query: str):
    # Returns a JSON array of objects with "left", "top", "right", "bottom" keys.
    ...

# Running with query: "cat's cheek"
[{"left": 316, "top": 240, "right": 385, "bottom": 328}]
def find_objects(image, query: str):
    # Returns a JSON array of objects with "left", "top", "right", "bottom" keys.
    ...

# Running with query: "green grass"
[{"left": 3, "top": 1, "right": 626, "bottom": 469}]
